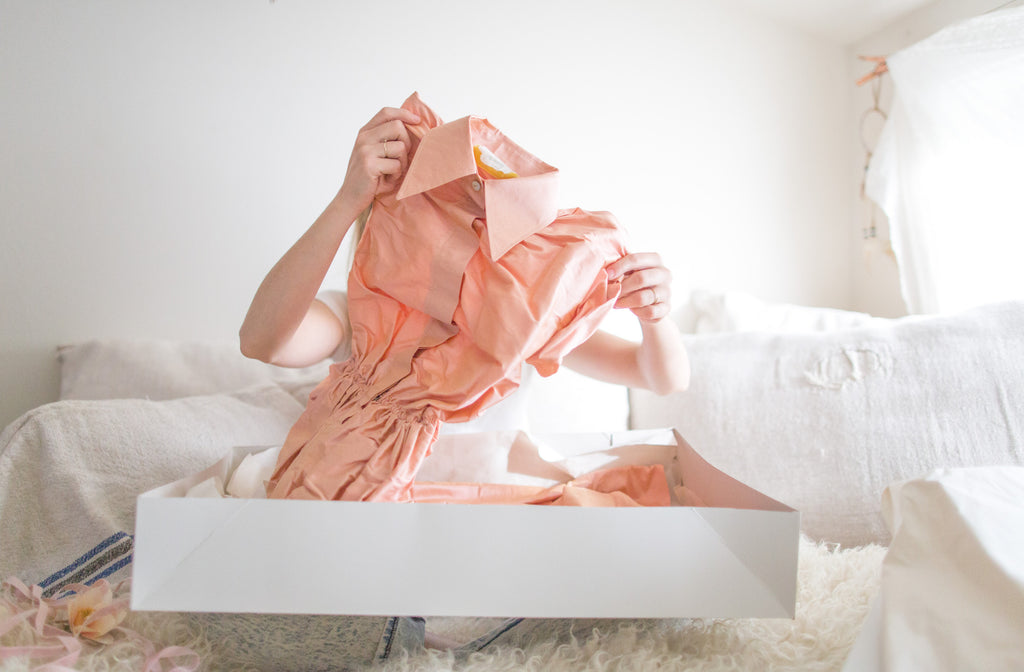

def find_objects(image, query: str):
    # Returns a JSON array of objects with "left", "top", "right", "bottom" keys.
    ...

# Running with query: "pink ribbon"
[{"left": 1, "top": 576, "right": 201, "bottom": 672}]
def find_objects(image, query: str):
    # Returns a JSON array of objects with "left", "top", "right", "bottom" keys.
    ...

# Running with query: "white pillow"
[
  {"left": 58, "top": 339, "right": 331, "bottom": 403},
  {"left": 0, "top": 384, "right": 305, "bottom": 582},
  {"left": 845, "top": 468, "right": 1024, "bottom": 670},
  {"left": 630, "top": 301, "right": 1024, "bottom": 547},
  {"left": 688, "top": 289, "right": 892, "bottom": 334},
  {"left": 670, "top": 300, "right": 702, "bottom": 334}
]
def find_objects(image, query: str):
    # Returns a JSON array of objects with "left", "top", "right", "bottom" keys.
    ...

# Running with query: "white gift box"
[{"left": 131, "top": 429, "right": 799, "bottom": 618}]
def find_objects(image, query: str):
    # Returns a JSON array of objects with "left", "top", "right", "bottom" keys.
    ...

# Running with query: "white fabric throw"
[
  {"left": 0, "top": 384, "right": 304, "bottom": 582},
  {"left": 630, "top": 301, "right": 1024, "bottom": 547}
]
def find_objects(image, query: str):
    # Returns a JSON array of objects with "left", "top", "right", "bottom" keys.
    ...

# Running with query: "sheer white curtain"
[{"left": 866, "top": 5, "right": 1024, "bottom": 315}]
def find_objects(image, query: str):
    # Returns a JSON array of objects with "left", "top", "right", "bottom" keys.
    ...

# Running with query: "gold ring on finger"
[{"left": 382, "top": 140, "right": 390, "bottom": 159}]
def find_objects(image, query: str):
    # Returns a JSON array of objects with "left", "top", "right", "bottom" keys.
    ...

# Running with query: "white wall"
[{"left": 1, "top": 0, "right": 856, "bottom": 428}]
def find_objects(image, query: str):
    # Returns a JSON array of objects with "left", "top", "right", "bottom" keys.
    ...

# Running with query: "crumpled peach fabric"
[
  {"left": 411, "top": 464, "right": 672, "bottom": 507},
  {"left": 267, "top": 93, "right": 630, "bottom": 503}
]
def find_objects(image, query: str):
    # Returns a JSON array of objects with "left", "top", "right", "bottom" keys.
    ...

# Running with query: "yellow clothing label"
[{"left": 474, "top": 145, "right": 518, "bottom": 179}]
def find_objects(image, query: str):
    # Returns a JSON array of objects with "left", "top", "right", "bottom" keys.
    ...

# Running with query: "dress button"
[{"left": 471, "top": 180, "right": 481, "bottom": 192}]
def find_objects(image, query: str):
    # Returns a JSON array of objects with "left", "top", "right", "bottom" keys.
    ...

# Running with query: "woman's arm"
[
  {"left": 239, "top": 106, "right": 420, "bottom": 367},
  {"left": 564, "top": 252, "right": 690, "bottom": 394}
]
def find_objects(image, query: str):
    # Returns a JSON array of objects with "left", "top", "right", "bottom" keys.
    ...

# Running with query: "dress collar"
[{"left": 396, "top": 97, "right": 559, "bottom": 260}]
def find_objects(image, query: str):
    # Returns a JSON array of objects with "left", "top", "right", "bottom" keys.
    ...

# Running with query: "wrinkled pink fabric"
[{"left": 267, "top": 93, "right": 629, "bottom": 502}]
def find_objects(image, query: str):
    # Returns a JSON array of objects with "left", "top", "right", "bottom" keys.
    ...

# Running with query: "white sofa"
[{"left": 2, "top": 290, "right": 1022, "bottom": 671}]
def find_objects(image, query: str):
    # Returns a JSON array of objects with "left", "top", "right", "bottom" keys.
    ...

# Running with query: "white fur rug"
[{"left": 1, "top": 538, "right": 884, "bottom": 671}]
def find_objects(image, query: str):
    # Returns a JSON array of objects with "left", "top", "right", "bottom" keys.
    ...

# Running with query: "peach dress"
[{"left": 266, "top": 93, "right": 644, "bottom": 504}]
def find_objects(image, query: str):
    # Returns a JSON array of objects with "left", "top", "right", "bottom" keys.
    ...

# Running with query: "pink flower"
[{"left": 66, "top": 580, "right": 127, "bottom": 642}]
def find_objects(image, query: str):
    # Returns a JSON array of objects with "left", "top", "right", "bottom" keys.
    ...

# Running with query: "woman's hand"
[
  {"left": 241, "top": 105, "right": 420, "bottom": 367},
  {"left": 335, "top": 107, "right": 421, "bottom": 213},
  {"left": 565, "top": 251, "right": 689, "bottom": 394},
  {"left": 607, "top": 252, "right": 672, "bottom": 323}
]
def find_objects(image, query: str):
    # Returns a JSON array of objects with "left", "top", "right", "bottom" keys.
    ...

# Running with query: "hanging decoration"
[{"left": 857, "top": 56, "right": 889, "bottom": 242}]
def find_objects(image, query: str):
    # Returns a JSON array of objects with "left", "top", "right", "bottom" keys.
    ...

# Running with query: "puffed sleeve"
[{"left": 526, "top": 209, "right": 628, "bottom": 377}]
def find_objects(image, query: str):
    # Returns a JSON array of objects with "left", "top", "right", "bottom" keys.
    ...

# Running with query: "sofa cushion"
[
  {"left": 630, "top": 301, "right": 1024, "bottom": 547},
  {"left": 687, "top": 289, "right": 891, "bottom": 334},
  {"left": 57, "top": 339, "right": 330, "bottom": 404}
]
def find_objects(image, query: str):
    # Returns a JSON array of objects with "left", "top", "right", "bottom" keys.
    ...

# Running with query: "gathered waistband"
[{"left": 325, "top": 358, "right": 441, "bottom": 428}]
